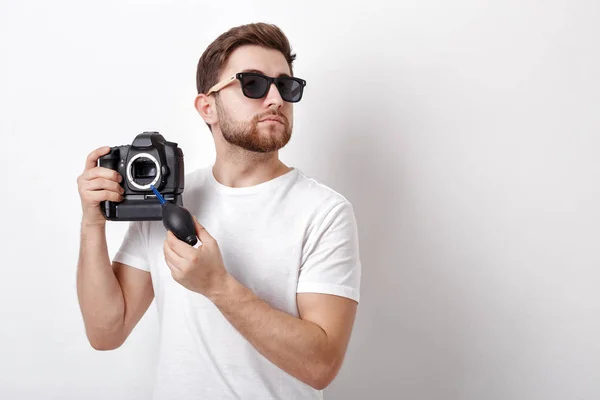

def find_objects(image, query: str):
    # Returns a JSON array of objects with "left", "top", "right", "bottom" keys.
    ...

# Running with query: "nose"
[{"left": 264, "top": 83, "right": 284, "bottom": 109}]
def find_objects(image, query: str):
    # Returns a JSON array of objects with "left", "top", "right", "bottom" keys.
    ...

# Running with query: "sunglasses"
[{"left": 206, "top": 72, "right": 307, "bottom": 103}]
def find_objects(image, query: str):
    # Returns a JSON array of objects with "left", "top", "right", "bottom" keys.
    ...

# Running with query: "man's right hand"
[{"left": 77, "top": 146, "right": 125, "bottom": 227}]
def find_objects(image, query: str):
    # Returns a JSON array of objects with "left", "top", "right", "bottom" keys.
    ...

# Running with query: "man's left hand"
[{"left": 163, "top": 216, "right": 229, "bottom": 297}]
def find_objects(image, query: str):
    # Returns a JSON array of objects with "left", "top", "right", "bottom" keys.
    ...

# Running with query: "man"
[{"left": 76, "top": 23, "right": 361, "bottom": 399}]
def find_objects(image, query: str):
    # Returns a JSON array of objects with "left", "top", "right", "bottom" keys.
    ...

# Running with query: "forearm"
[
  {"left": 209, "top": 276, "right": 335, "bottom": 390},
  {"left": 76, "top": 221, "right": 125, "bottom": 347}
]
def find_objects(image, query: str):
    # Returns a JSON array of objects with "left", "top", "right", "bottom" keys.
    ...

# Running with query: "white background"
[{"left": 1, "top": 0, "right": 599, "bottom": 399}]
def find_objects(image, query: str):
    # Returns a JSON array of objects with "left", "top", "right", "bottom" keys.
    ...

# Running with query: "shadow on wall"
[
  {"left": 321, "top": 97, "right": 409, "bottom": 399},
  {"left": 321, "top": 94, "right": 471, "bottom": 399}
]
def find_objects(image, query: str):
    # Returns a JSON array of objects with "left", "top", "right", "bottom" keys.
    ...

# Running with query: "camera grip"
[
  {"left": 98, "top": 148, "right": 122, "bottom": 219},
  {"left": 98, "top": 148, "right": 120, "bottom": 170}
]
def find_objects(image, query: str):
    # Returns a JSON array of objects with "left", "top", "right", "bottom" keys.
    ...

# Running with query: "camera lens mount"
[{"left": 127, "top": 152, "right": 161, "bottom": 190}]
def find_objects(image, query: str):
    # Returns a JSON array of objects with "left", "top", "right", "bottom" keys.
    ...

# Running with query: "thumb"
[{"left": 193, "top": 216, "right": 213, "bottom": 243}]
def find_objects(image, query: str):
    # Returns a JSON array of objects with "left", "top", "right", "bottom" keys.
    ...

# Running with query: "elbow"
[
  {"left": 309, "top": 372, "right": 335, "bottom": 391},
  {"left": 309, "top": 357, "right": 342, "bottom": 391},
  {"left": 310, "top": 378, "right": 332, "bottom": 391},
  {"left": 89, "top": 340, "right": 122, "bottom": 351},
  {"left": 83, "top": 320, "right": 126, "bottom": 351},
  {"left": 86, "top": 332, "right": 125, "bottom": 351}
]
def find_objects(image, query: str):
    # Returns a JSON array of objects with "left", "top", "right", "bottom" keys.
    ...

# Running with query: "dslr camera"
[{"left": 98, "top": 132, "right": 185, "bottom": 221}]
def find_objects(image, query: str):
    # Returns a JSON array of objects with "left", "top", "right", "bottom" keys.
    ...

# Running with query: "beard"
[{"left": 216, "top": 96, "right": 293, "bottom": 153}]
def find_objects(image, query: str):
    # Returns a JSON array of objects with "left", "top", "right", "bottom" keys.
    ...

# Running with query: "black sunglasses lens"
[
  {"left": 241, "top": 75, "right": 269, "bottom": 98},
  {"left": 239, "top": 74, "right": 304, "bottom": 102},
  {"left": 277, "top": 78, "right": 303, "bottom": 102}
]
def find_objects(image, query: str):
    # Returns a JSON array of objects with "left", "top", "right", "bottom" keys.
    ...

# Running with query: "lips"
[{"left": 259, "top": 116, "right": 284, "bottom": 124}]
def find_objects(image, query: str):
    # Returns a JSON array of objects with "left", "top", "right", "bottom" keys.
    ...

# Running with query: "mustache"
[{"left": 254, "top": 110, "right": 289, "bottom": 124}]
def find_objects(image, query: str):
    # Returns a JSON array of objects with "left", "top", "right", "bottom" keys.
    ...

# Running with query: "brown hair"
[{"left": 196, "top": 23, "right": 296, "bottom": 95}]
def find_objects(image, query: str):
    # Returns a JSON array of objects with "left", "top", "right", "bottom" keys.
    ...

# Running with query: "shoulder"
[
  {"left": 290, "top": 169, "right": 357, "bottom": 224},
  {"left": 293, "top": 169, "right": 352, "bottom": 205},
  {"left": 180, "top": 165, "right": 212, "bottom": 206},
  {"left": 183, "top": 165, "right": 212, "bottom": 193}
]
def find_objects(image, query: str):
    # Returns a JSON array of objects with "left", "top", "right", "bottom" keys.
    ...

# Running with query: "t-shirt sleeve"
[
  {"left": 297, "top": 200, "right": 362, "bottom": 303},
  {"left": 112, "top": 221, "right": 151, "bottom": 272}
]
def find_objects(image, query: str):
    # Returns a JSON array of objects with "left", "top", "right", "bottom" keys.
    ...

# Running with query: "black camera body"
[{"left": 98, "top": 132, "right": 185, "bottom": 221}]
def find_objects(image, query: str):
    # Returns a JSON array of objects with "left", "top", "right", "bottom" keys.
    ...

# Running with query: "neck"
[{"left": 212, "top": 135, "right": 291, "bottom": 188}]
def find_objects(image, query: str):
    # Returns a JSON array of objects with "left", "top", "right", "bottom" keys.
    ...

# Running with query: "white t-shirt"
[{"left": 113, "top": 165, "right": 362, "bottom": 400}]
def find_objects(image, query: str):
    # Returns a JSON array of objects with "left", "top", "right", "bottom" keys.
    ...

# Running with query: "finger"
[
  {"left": 81, "top": 167, "right": 123, "bottom": 183},
  {"left": 166, "top": 230, "right": 197, "bottom": 259},
  {"left": 163, "top": 240, "right": 185, "bottom": 271},
  {"left": 84, "top": 178, "right": 124, "bottom": 194},
  {"left": 85, "top": 146, "right": 112, "bottom": 171},
  {"left": 84, "top": 190, "right": 123, "bottom": 203},
  {"left": 165, "top": 258, "right": 182, "bottom": 281},
  {"left": 193, "top": 216, "right": 213, "bottom": 243}
]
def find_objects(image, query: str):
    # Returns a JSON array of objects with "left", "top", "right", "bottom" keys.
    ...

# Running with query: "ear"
[{"left": 194, "top": 93, "right": 218, "bottom": 126}]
